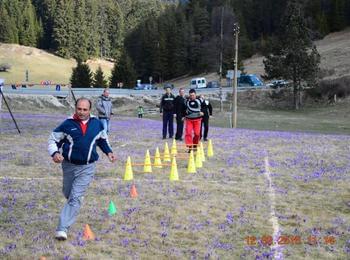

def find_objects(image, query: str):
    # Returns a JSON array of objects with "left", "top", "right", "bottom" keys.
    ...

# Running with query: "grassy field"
[
  {"left": 0, "top": 112, "right": 349, "bottom": 259},
  {"left": 145, "top": 98, "right": 350, "bottom": 135}
]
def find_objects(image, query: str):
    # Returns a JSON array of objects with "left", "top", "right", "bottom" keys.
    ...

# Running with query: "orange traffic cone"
[
  {"left": 130, "top": 184, "right": 138, "bottom": 198},
  {"left": 82, "top": 224, "right": 95, "bottom": 240}
]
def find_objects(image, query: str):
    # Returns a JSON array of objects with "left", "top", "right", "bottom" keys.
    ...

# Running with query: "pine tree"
[
  {"left": 263, "top": 1, "right": 320, "bottom": 110},
  {"left": 70, "top": 60, "right": 93, "bottom": 88},
  {"left": 93, "top": 66, "right": 107, "bottom": 88},
  {"left": 19, "top": 0, "right": 39, "bottom": 46},
  {"left": 53, "top": 0, "right": 74, "bottom": 58},
  {"left": 0, "top": 7, "right": 15, "bottom": 43},
  {"left": 329, "top": 0, "right": 347, "bottom": 31},
  {"left": 110, "top": 50, "right": 137, "bottom": 88}
]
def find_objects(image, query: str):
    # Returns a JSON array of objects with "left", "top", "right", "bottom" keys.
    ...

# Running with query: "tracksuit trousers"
[
  {"left": 56, "top": 160, "right": 96, "bottom": 233},
  {"left": 185, "top": 118, "right": 202, "bottom": 148},
  {"left": 162, "top": 111, "right": 174, "bottom": 138}
]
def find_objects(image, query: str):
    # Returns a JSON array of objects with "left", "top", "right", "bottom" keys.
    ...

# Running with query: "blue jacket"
[{"left": 48, "top": 116, "right": 112, "bottom": 165}]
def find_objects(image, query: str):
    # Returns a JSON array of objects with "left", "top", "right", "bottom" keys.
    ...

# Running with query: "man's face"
[
  {"left": 103, "top": 90, "right": 110, "bottom": 97},
  {"left": 75, "top": 100, "right": 91, "bottom": 121},
  {"left": 189, "top": 92, "right": 196, "bottom": 100},
  {"left": 166, "top": 87, "right": 171, "bottom": 94},
  {"left": 179, "top": 89, "right": 185, "bottom": 96}
]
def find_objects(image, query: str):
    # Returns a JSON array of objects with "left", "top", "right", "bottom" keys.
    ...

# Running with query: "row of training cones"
[{"left": 123, "top": 139, "right": 214, "bottom": 180}]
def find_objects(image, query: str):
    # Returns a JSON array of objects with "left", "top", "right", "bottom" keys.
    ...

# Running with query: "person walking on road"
[
  {"left": 48, "top": 98, "right": 116, "bottom": 241},
  {"left": 174, "top": 88, "right": 186, "bottom": 141},
  {"left": 96, "top": 88, "right": 113, "bottom": 134},
  {"left": 160, "top": 86, "right": 175, "bottom": 139}
]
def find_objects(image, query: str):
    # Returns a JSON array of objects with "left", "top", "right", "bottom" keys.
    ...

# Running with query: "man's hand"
[
  {"left": 173, "top": 114, "right": 177, "bottom": 118},
  {"left": 200, "top": 112, "right": 204, "bottom": 116},
  {"left": 108, "top": 153, "right": 117, "bottom": 163},
  {"left": 52, "top": 153, "right": 64, "bottom": 163},
  {"left": 160, "top": 113, "right": 163, "bottom": 117}
]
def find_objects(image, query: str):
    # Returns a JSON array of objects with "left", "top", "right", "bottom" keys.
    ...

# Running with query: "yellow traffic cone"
[
  {"left": 124, "top": 156, "right": 134, "bottom": 180},
  {"left": 171, "top": 139, "right": 177, "bottom": 156},
  {"left": 143, "top": 149, "right": 152, "bottom": 173},
  {"left": 163, "top": 142, "right": 171, "bottom": 162},
  {"left": 207, "top": 139, "right": 214, "bottom": 157},
  {"left": 169, "top": 156, "right": 179, "bottom": 181},
  {"left": 195, "top": 149, "right": 202, "bottom": 168},
  {"left": 200, "top": 142, "right": 206, "bottom": 162},
  {"left": 187, "top": 150, "right": 196, "bottom": 173},
  {"left": 154, "top": 147, "right": 163, "bottom": 168}
]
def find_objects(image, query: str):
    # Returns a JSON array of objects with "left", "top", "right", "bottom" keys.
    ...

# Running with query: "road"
[{"left": 1, "top": 86, "right": 269, "bottom": 96}]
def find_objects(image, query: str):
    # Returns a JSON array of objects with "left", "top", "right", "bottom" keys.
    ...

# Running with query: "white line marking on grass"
[
  {"left": 0, "top": 176, "right": 240, "bottom": 184},
  {"left": 264, "top": 156, "right": 284, "bottom": 260}
]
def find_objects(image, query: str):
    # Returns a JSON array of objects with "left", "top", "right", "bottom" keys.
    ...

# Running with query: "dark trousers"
[
  {"left": 175, "top": 116, "right": 184, "bottom": 140},
  {"left": 138, "top": 114, "right": 143, "bottom": 118},
  {"left": 162, "top": 111, "right": 174, "bottom": 138},
  {"left": 200, "top": 116, "right": 209, "bottom": 140}
]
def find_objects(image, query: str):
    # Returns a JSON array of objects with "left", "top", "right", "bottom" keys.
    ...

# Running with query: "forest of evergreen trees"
[{"left": 1, "top": 0, "right": 349, "bottom": 83}]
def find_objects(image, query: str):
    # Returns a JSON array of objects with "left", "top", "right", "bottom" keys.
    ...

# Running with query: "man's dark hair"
[
  {"left": 189, "top": 88, "right": 196, "bottom": 94},
  {"left": 75, "top": 97, "right": 92, "bottom": 109}
]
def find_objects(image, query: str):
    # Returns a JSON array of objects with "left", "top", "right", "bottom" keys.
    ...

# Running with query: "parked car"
[
  {"left": 190, "top": 77, "right": 207, "bottom": 89},
  {"left": 163, "top": 83, "right": 175, "bottom": 89},
  {"left": 238, "top": 74, "right": 264, "bottom": 88},
  {"left": 266, "top": 80, "right": 289, "bottom": 89},
  {"left": 206, "top": 81, "right": 220, "bottom": 88},
  {"left": 134, "top": 84, "right": 157, "bottom": 90}
]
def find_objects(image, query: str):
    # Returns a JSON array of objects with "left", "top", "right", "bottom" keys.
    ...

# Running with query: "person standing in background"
[
  {"left": 160, "top": 86, "right": 175, "bottom": 139},
  {"left": 200, "top": 94, "right": 213, "bottom": 141},
  {"left": 137, "top": 105, "right": 144, "bottom": 118},
  {"left": 96, "top": 88, "right": 113, "bottom": 134},
  {"left": 174, "top": 88, "right": 186, "bottom": 141}
]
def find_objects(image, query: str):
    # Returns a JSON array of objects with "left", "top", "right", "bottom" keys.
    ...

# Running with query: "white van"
[{"left": 190, "top": 77, "right": 207, "bottom": 89}]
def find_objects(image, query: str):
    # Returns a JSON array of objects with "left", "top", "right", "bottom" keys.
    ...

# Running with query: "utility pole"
[
  {"left": 232, "top": 23, "right": 240, "bottom": 128},
  {"left": 219, "top": 6, "right": 224, "bottom": 112}
]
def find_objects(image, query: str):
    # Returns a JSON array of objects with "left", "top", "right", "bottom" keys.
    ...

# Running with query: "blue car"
[{"left": 238, "top": 74, "right": 264, "bottom": 88}]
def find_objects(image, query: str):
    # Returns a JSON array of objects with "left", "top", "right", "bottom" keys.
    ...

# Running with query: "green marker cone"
[{"left": 108, "top": 200, "right": 117, "bottom": 216}]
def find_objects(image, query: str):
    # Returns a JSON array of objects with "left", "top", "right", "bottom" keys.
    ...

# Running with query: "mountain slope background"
[{"left": 1, "top": 28, "right": 349, "bottom": 85}]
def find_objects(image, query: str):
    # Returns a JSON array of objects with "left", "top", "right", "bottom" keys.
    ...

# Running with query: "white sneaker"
[{"left": 55, "top": 230, "right": 67, "bottom": 241}]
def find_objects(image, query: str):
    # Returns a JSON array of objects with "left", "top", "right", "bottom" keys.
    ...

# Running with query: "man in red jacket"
[{"left": 184, "top": 89, "right": 204, "bottom": 151}]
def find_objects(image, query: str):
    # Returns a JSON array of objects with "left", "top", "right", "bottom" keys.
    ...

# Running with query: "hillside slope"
[
  {"left": 243, "top": 28, "right": 350, "bottom": 79},
  {"left": 0, "top": 44, "right": 114, "bottom": 84}
]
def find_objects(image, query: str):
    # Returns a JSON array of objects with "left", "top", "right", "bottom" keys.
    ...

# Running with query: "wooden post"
[{"left": 232, "top": 23, "right": 239, "bottom": 128}]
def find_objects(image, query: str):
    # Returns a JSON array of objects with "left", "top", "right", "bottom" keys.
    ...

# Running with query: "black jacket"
[
  {"left": 160, "top": 93, "right": 175, "bottom": 113},
  {"left": 201, "top": 99, "right": 213, "bottom": 118},
  {"left": 174, "top": 95, "right": 186, "bottom": 117}
]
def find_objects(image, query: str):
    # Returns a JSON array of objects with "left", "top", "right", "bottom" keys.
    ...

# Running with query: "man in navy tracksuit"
[
  {"left": 160, "top": 87, "right": 175, "bottom": 139},
  {"left": 48, "top": 98, "right": 116, "bottom": 241}
]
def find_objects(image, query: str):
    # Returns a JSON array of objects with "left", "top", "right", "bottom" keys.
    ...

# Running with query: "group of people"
[
  {"left": 160, "top": 86, "right": 213, "bottom": 150},
  {"left": 48, "top": 86, "right": 213, "bottom": 241}
]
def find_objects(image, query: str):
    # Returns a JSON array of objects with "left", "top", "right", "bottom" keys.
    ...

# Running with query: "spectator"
[
  {"left": 96, "top": 88, "right": 113, "bottom": 134},
  {"left": 160, "top": 86, "right": 175, "bottom": 139},
  {"left": 174, "top": 88, "right": 186, "bottom": 141},
  {"left": 199, "top": 94, "right": 213, "bottom": 141},
  {"left": 137, "top": 105, "right": 144, "bottom": 118}
]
